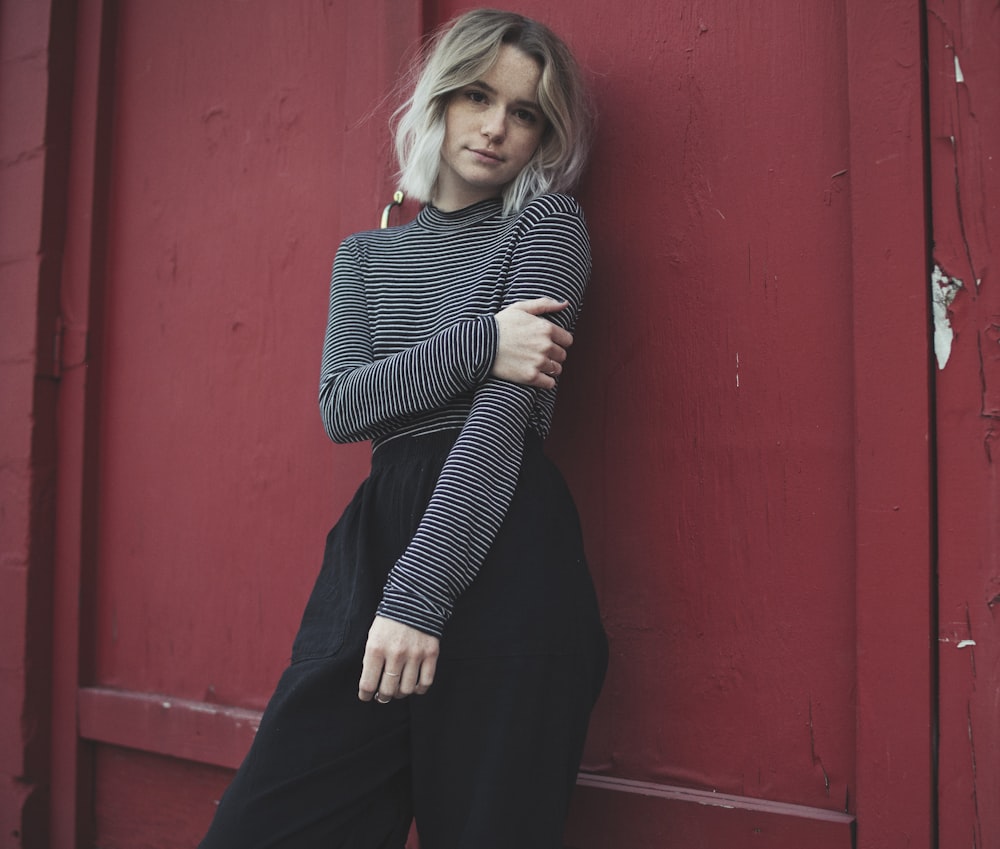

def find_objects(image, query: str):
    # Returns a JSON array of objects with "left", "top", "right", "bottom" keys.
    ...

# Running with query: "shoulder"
[
  {"left": 512, "top": 193, "right": 590, "bottom": 253},
  {"left": 334, "top": 218, "right": 422, "bottom": 263},
  {"left": 516, "top": 192, "right": 586, "bottom": 227},
  {"left": 345, "top": 217, "right": 421, "bottom": 247}
]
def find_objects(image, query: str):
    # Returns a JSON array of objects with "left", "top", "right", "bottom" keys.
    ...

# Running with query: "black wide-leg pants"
[{"left": 200, "top": 431, "right": 607, "bottom": 849}]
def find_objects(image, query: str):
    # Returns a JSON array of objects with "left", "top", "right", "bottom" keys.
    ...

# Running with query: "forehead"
[{"left": 478, "top": 44, "right": 542, "bottom": 101}]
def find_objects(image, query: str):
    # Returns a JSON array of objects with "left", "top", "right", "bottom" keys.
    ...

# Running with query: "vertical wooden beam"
[
  {"left": 845, "top": 1, "right": 935, "bottom": 848},
  {"left": 926, "top": 1, "right": 1000, "bottom": 846},
  {"left": 50, "top": 0, "right": 118, "bottom": 846},
  {"left": 0, "top": 0, "right": 76, "bottom": 845}
]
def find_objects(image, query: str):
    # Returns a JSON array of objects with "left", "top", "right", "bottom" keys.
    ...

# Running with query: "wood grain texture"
[
  {"left": 844, "top": 0, "right": 935, "bottom": 846},
  {"left": 927, "top": 2, "right": 1000, "bottom": 847},
  {"left": 9, "top": 0, "right": 971, "bottom": 846}
]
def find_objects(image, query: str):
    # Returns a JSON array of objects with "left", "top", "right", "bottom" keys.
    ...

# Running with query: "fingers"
[
  {"left": 357, "top": 645, "right": 384, "bottom": 702},
  {"left": 414, "top": 653, "right": 437, "bottom": 696},
  {"left": 506, "top": 300, "right": 574, "bottom": 351},
  {"left": 359, "top": 651, "right": 413, "bottom": 703},
  {"left": 548, "top": 325, "right": 574, "bottom": 354},
  {"left": 508, "top": 297, "right": 570, "bottom": 317},
  {"left": 492, "top": 301, "right": 576, "bottom": 388},
  {"left": 518, "top": 348, "right": 567, "bottom": 389},
  {"left": 358, "top": 616, "right": 440, "bottom": 703}
]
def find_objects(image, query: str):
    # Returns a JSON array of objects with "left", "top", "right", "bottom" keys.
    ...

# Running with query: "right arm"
[
  {"left": 319, "top": 236, "right": 573, "bottom": 443},
  {"left": 319, "top": 236, "right": 499, "bottom": 443}
]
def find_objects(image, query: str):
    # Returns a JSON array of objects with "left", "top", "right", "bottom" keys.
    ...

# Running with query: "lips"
[{"left": 469, "top": 147, "right": 503, "bottom": 163}]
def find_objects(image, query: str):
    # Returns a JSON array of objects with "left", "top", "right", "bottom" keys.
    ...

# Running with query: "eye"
[
  {"left": 465, "top": 89, "right": 488, "bottom": 104},
  {"left": 514, "top": 108, "right": 538, "bottom": 124}
]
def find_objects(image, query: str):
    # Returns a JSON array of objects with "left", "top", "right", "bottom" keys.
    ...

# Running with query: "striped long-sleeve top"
[{"left": 319, "top": 192, "right": 591, "bottom": 637}]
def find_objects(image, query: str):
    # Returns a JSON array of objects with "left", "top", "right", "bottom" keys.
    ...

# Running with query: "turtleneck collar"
[{"left": 415, "top": 198, "right": 504, "bottom": 233}]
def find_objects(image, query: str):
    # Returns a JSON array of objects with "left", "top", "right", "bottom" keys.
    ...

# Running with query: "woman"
[{"left": 200, "top": 9, "right": 606, "bottom": 848}]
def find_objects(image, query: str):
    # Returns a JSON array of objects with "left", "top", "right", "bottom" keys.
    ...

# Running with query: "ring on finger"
[
  {"left": 374, "top": 692, "right": 392, "bottom": 704},
  {"left": 384, "top": 671, "right": 400, "bottom": 678}
]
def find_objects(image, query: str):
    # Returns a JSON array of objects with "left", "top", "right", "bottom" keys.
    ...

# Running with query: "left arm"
[{"left": 358, "top": 198, "right": 591, "bottom": 700}]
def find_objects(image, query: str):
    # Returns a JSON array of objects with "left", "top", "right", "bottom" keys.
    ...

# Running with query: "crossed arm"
[{"left": 357, "top": 296, "right": 573, "bottom": 702}]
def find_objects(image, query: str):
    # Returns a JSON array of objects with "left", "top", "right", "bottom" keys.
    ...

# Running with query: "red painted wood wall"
[
  {"left": 926, "top": 2, "right": 1000, "bottom": 847},
  {"left": 0, "top": 0, "right": 995, "bottom": 847}
]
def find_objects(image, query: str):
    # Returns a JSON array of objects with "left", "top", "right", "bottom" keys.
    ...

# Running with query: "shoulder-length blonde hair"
[{"left": 393, "top": 9, "right": 593, "bottom": 216}]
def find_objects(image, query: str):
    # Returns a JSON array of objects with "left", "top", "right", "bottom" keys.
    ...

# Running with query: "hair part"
[{"left": 393, "top": 8, "right": 593, "bottom": 216}]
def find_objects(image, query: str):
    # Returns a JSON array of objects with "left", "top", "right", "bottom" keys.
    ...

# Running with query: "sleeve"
[
  {"left": 376, "top": 200, "right": 592, "bottom": 636},
  {"left": 318, "top": 235, "right": 500, "bottom": 443}
]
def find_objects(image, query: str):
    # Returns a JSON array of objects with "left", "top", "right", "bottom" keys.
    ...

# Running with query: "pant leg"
[
  {"left": 199, "top": 649, "right": 413, "bottom": 849},
  {"left": 410, "top": 652, "right": 605, "bottom": 849},
  {"left": 200, "top": 435, "right": 455, "bottom": 849},
  {"left": 408, "top": 443, "right": 608, "bottom": 849}
]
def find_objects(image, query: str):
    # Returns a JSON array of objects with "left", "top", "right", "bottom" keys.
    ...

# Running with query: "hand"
[
  {"left": 491, "top": 298, "right": 574, "bottom": 390},
  {"left": 358, "top": 615, "right": 439, "bottom": 702}
]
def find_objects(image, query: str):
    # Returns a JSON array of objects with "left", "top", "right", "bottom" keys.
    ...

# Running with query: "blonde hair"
[{"left": 393, "top": 9, "right": 592, "bottom": 216}]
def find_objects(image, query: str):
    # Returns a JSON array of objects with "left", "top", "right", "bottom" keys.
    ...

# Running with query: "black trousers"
[{"left": 200, "top": 431, "right": 607, "bottom": 849}]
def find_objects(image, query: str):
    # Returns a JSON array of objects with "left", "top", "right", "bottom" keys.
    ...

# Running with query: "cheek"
[
  {"left": 442, "top": 101, "right": 464, "bottom": 142},
  {"left": 520, "top": 130, "right": 544, "bottom": 162}
]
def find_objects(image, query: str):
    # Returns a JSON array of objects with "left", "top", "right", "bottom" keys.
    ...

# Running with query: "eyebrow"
[{"left": 468, "top": 79, "right": 541, "bottom": 112}]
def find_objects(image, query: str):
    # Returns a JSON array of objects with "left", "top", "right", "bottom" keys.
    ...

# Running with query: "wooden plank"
[
  {"left": 76, "top": 690, "right": 858, "bottom": 849},
  {"left": 92, "top": 746, "right": 231, "bottom": 849},
  {"left": 844, "top": 1, "right": 936, "bottom": 847},
  {"left": 926, "top": 2, "right": 1000, "bottom": 847},
  {"left": 564, "top": 775, "right": 854, "bottom": 849},
  {"left": 50, "top": 1, "right": 119, "bottom": 846},
  {"left": 75, "top": 686, "right": 858, "bottom": 847},
  {"left": 78, "top": 687, "right": 260, "bottom": 771},
  {"left": 0, "top": 0, "right": 77, "bottom": 845}
]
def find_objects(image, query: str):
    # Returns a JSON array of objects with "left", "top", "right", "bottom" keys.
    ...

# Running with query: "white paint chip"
[
  {"left": 957, "top": 640, "right": 976, "bottom": 649},
  {"left": 931, "top": 265, "right": 963, "bottom": 369},
  {"left": 954, "top": 55, "right": 964, "bottom": 84}
]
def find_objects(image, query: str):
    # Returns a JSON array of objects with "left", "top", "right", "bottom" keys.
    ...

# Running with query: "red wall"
[
  {"left": 540, "top": 0, "right": 859, "bottom": 805},
  {"left": 6, "top": 0, "right": 996, "bottom": 847},
  {"left": 82, "top": 2, "right": 863, "bottom": 837},
  {"left": 0, "top": 0, "right": 73, "bottom": 843},
  {"left": 927, "top": 2, "right": 1000, "bottom": 846}
]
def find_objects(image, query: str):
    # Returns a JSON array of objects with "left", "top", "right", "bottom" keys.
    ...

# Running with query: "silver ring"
[
  {"left": 384, "top": 671, "right": 400, "bottom": 677},
  {"left": 374, "top": 693, "right": 392, "bottom": 704}
]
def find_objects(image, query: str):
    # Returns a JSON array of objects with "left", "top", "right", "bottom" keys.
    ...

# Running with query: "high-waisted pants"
[{"left": 199, "top": 430, "right": 608, "bottom": 849}]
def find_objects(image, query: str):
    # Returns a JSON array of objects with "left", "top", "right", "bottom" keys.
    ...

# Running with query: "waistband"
[{"left": 371, "top": 428, "right": 544, "bottom": 472}]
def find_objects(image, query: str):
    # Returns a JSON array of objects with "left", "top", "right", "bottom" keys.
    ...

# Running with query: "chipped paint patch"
[
  {"left": 932, "top": 265, "right": 963, "bottom": 369},
  {"left": 954, "top": 55, "right": 964, "bottom": 84},
  {"left": 957, "top": 640, "right": 977, "bottom": 649}
]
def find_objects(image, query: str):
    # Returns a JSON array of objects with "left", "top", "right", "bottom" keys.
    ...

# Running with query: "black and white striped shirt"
[{"left": 319, "top": 192, "right": 591, "bottom": 636}]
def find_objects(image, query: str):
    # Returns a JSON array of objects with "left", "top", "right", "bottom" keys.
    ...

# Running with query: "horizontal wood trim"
[
  {"left": 77, "top": 687, "right": 261, "bottom": 770},
  {"left": 575, "top": 773, "right": 855, "bottom": 822},
  {"left": 566, "top": 774, "right": 855, "bottom": 849},
  {"left": 79, "top": 687, "right": 856, "bottom": 846}
]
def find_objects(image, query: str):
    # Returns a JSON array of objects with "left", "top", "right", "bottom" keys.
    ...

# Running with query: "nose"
[{"left": 481, "top": 107, "right": 506, "bottom": 143}]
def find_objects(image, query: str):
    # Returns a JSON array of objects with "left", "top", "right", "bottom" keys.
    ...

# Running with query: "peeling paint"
[
  {"left": 954, "top": 55, "right": 964, "bottom": 84},
  {"left": 957, "top": 639, "right": 977, "bottom": 649},
  {"left": 932, "top": 264, "right": 963, "bottom": 369}
]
